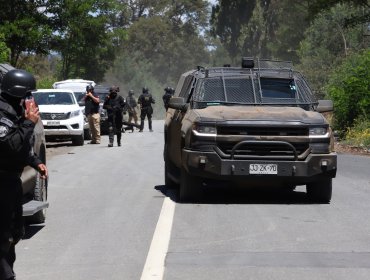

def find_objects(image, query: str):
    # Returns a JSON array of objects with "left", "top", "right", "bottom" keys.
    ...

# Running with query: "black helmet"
[
  {"left": 0, "top": 69, "right": 36, "bottom": 98},
  {"left": 128, "top": 90, "right": 134, "bottom": 95},
  {"left": 86, "top": 84, "right": 94, "bottom": 92},
  {"left": 164, "top": 86, "right": 171, "bottom": 92},
  {"left": 109, "top": 85, "right": 119, "bottom": 93},
  {"left": 142, "top": 87, "right": 148, "bottom": 93}
]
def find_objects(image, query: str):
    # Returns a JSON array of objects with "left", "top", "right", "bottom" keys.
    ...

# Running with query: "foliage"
[
  {"left": 298, "top": 4, "right": 365, "bottom": 96},
  {"left": 307, "top": 0, "right": 370, "bottom": 27},
  {"left": 105, "top": 0, "right": 210, "bottom": 118},
  {"left": 47, "top": 0, "right": 122, "bottom": 82},
  {"left": 0, "top": 33, "right": 10, "bottom": 62},
  {"left": 343, "top": 116, "right": 370, "bottom": 148},
  {"left": 0, "top": 0, "right": 52, "bottom": 66},
  {"left": 211, "top": 0, "right": 311, "bottom": 63},
  {"left": 210, "top": 0, "right": 255, "bottom": 63},
  {"left": 16, "top": 55, "right": 59, "bottom": 89},
  {"left": 326, "top": 49, "right": 370, "bottom": 132}
]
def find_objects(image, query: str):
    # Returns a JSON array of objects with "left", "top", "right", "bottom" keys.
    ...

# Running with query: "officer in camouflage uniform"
[
  {"left": 0, "top": 69, "right": 48, "bottom": 280},
  {"left": 126, "top": 90, "right": 139, "bottom": 128}
]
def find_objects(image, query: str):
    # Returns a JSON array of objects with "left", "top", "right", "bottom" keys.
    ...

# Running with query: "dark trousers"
[
  {"left": 140, "top": 107, "right": 153, "bottom": 131},
  {"left": 0, "top": 174, "right": 23, "bottom": 280},
  {"left": 108, "top": 114, "right": 123, "bottom": 144}
]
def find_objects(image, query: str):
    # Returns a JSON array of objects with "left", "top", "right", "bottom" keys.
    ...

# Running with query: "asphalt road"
[{"left": 15, "top": 120, "right": 370, "bottom": 280}]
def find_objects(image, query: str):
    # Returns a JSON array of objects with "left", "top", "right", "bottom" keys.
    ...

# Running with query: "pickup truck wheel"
[
  {"left": 72, "top": 133, "right": 84, "bottom": 146},
  {"left": 28, "top": 172, "right": 48, "bottom": 224},
  {"left": 84, "top": 128, "right": 91, "bottom": 140},
  {"left": 180, "top": 168, "right": 203, "bottom": 202},
  {"left": 306, "top": 179, "right": 332, "bottom": 203}
]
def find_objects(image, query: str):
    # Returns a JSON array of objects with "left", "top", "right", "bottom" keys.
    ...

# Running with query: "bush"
[
  {"left": 343, "top": 117, "right": 370, "bottom": 148},
  {"left": 326, "top": 50, "right": 370, "bottom": 132}
]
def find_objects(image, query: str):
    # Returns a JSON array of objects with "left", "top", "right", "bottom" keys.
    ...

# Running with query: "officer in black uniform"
[
  {"left": 0, "top": 69, "right": 48, "bottom": 280},
  {"left": 138, "top": 87, "right": 155, "bottom": 132},
  {"left": 103, "top": 86, "right": 125, "bottom": 147},
  {"left": 162, "top": 86, "right": 173, "bottom": 111}
]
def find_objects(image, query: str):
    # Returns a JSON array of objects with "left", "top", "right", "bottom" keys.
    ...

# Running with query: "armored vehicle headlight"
[
  {"left": 193, "top": 124, "right": 217, "bottom": 135},
  {"left": 309, "top": 127, "right": 328, "bottom": 138}
]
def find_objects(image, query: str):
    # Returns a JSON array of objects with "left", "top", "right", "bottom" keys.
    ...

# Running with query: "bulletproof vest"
[
  {"left": 141, "top": 93, "right": 153, "bottom": 107},
  {"left": 127, "top": 95, "right": 137, "bottom": 107},
  {"left": 0, "top": 98, "right": 31, "bottom": 171}
]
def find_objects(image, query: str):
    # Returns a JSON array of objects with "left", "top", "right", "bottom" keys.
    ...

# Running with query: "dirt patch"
[{"left": 335, "top": 142, "right": 370, "bottom": 157}]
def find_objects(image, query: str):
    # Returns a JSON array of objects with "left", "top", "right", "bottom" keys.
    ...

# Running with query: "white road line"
[{"left": 140, "top": 196, "right": 176, "bottom": 280}]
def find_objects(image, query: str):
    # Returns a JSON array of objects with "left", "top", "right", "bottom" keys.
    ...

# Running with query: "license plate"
[
  {"left": 47, "top": 121, "right": 60, "bottom": 126},
  {"left": 249, "top": 164, "right": 278, "bottom": 175}
]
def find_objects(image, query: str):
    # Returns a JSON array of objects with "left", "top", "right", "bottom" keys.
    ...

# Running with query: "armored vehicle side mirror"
[
  {"left": 168, "top": 97, "right": 187, "bottom": 112},
  {"left": 316, "top": 100, "right": 333, "bottom": 113}
]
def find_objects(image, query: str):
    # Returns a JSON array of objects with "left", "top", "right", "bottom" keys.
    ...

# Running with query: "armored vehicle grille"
[
  {"left": 40, "top": 112, "right": 69, "bottom": 120},
  {"left": 217, "top": 126, "right": 308, "bottom": 136}
]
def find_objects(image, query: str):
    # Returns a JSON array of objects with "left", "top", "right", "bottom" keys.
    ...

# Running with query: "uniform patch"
[
  {"left": 0, "top": 125, "right": 9, "bottom": 137},
  {"left": 0, "top": 117, "right": 14, "bottom": 127}
]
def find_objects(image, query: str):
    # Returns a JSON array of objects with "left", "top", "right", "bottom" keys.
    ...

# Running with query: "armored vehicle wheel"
[
  {"left": 306, "top": 178, "right": 332, "bottom": 203},
  {"left": 179, "top": 167, "right": 203, "bottom": 202},
  {"left": 165, "top": 160, "right": 177, "bottom": 188},
  {"left": 28, "top": 172, "right": 48, "bottom": 224}
]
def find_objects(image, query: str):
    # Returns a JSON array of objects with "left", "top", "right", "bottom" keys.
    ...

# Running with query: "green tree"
[
  {"left": 211, "top": 0, "right": 310, "bottom": 63},
  {"left": 0, "top": 33, "right": 10, "bottom": 62},
  {"left": 326, "top": 49, "right": 370, "bottom": 131},
  {"left": 47, "top": 0, "right": 122, "bottom": 81},
  {"left": 308, "top": 0, "right": 369, "bottom": 27},
  {"left": 0, "top": 0, "right": 52, "bottom": 66},
  {"left": 298, "top": 4, "right": 365, "bottom": 95},
  {"left": 106, "top": 0, "right": 210, "bottom": 118},
  {"left": 210, "top": 0, "right": 255, "bottom": 63}
]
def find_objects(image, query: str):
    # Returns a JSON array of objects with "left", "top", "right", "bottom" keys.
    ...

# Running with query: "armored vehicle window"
[
  {"left": 260, "top": 78, "right": 296, "bottom": 99},
  {"left": 193, "top": 77, "right": 255, "bottom": 106}
]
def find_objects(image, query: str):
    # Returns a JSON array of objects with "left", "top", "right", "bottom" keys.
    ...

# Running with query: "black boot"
[
  {"left": 139, "top": 119, "right": 144, "bottom": 132},
  {"left": 149, "top": 119, "right": 153, "bottom": 132}
]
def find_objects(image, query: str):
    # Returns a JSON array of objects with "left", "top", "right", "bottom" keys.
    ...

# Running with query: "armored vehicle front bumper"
[{"left": 182, "top": 149, "right": 337, "bottom": 185}]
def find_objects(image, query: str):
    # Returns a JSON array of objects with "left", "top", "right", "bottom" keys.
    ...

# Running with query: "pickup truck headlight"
[
  {"left": 193, "top": 124, "right": 217, "bottom": 135},
  {"left": 309, "top": 127, "right": 328, "bottom": 138},
  {"left": 69, "top": 110, "right": 81, "bottom": 118}
]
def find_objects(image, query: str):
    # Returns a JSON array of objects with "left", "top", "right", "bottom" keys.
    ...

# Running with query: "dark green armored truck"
[{"left": 164, "top": 58, "right": 337, "bottom": 203}]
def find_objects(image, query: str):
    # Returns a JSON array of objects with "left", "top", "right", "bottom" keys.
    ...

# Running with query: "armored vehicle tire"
[
  {"left": 28, "top": 171, "right": 48, "bottom": 224},
  {"left": 306, "top": 178, "right": 332, "bottom": 203},
  {"left": 179, "top": 167, "right": 203, "bottom": 202},
  {"left": 72, "top": 133, "right": 84, "bottom": 146},
  {"left": 165, "top": 160, "right": 177, "bottom": 188}
]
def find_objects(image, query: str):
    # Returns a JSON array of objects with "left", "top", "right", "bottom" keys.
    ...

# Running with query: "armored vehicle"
[{"left": 164, "top": 58, "right": 337, "bottom": 203}]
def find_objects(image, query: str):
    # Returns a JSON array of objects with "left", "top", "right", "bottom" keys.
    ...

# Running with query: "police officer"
[
  {"left": 103, "top": 86, "right": 125, "bottom": 147},
  {"left": 138, "top": 87, "right": 155, "bottom": 132},
  {"left": 84, "top": 84, "right": 101, "bottom": 144},
  {"left": 162, "top": 86, "right": 173, "bottom": 111},
  {"left": 0, "top": 69, "right": 48, "bottom": 280},
  {"left": 126, "top": 90, "right": 139, "bottom": 128}
]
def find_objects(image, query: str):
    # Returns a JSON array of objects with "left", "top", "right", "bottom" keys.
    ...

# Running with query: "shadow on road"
[
  {"left": 155, "top": 184, "right": 311, "bottom": 205},
  {"left": 22, "top": 224, "right": 45, "bottom": 240},
  {"left": 46, "top": 141, "right": 75, "bottom": 148}
]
